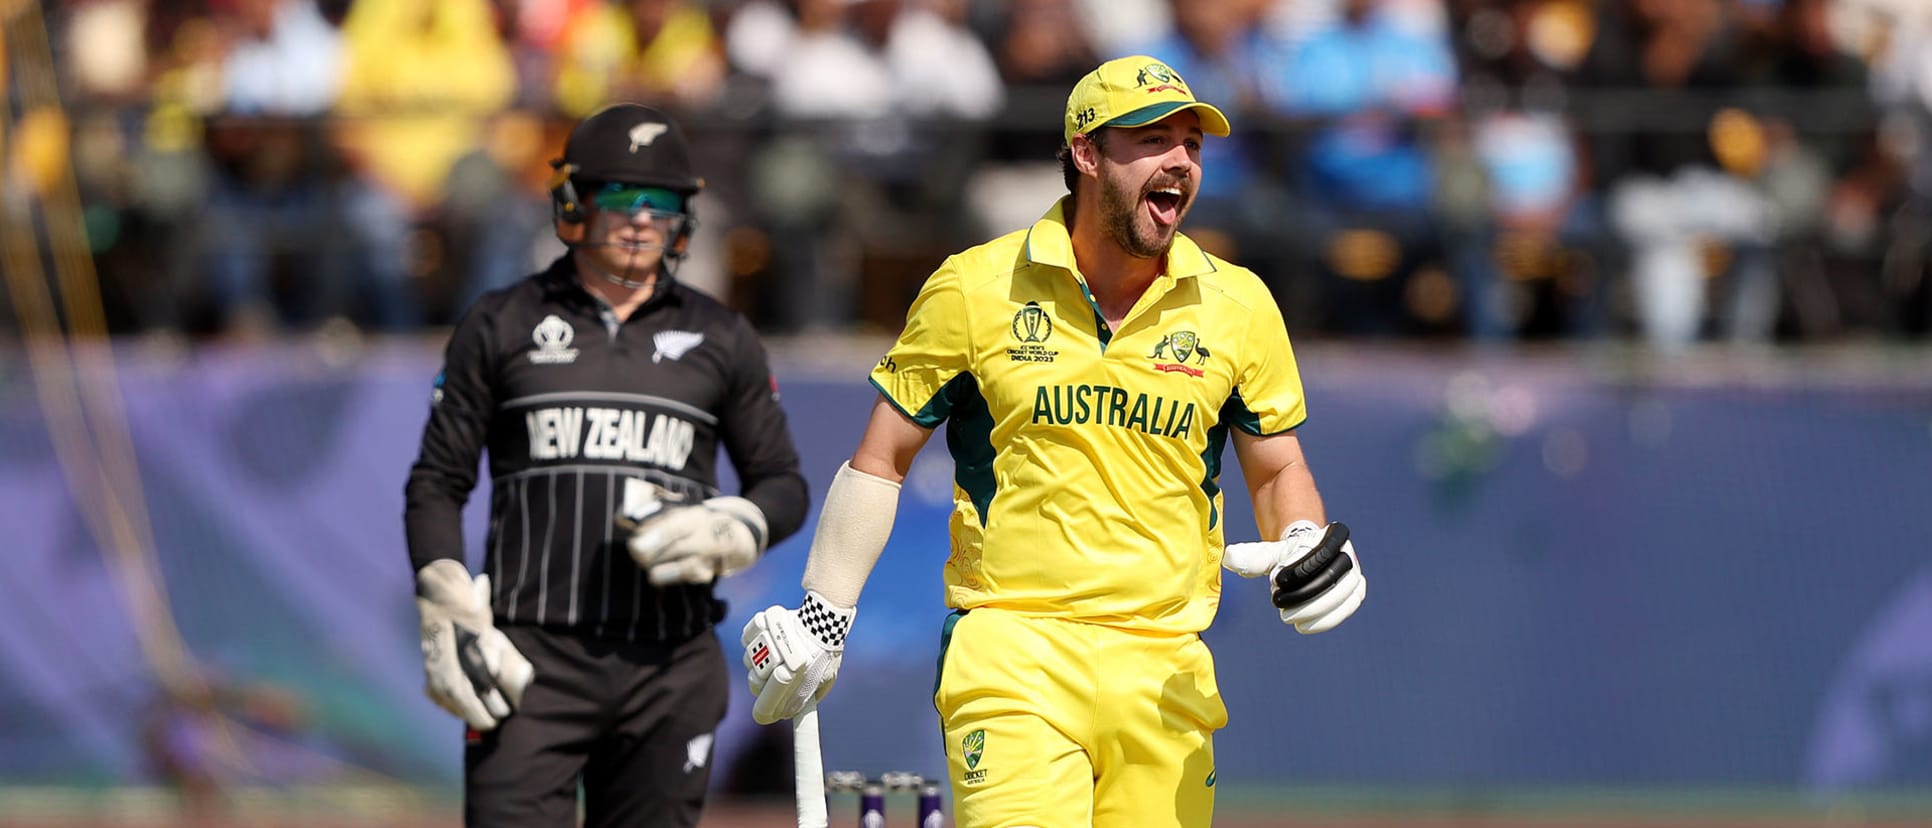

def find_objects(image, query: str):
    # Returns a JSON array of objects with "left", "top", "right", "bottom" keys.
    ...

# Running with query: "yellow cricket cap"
[{"left": 1063, "top": 56, "right": 1232, "bottom": 144}]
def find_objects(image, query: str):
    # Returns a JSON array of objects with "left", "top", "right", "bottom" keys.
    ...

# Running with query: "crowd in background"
[{"left": 22, "top": 0, "right": 1932, "bottom": 346}]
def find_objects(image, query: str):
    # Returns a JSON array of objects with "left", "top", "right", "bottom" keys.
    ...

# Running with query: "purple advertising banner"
[{"left": 2, "top": 342, "right": 1929, "bottom": 796}]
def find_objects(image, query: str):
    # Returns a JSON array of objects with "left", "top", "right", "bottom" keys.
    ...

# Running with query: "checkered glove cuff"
[{"left": 799, "top": 591, "right": 856, "bottom": 650}]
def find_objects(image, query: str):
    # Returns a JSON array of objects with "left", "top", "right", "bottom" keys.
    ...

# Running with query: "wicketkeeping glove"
[
  {"left": 740, "top": 591, "right": 853, "bottom": 725},
  {"left": 1223, "top": 520, "right": 1367, "bottom": 634},
  {"left": 619, "top": 482, "right": 768, "bottom": 587},
  {"left": 416, "top": 559, "right": 535, "bottom": 730}
]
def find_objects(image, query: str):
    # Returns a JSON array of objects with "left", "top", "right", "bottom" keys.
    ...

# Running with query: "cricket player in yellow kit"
[{"left": 740, "top": 56, "right": 1369, "bottom": 828}]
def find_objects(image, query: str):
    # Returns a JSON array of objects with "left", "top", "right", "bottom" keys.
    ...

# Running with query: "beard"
[{"left": 1097, "top": 170, "right": 1184, "bottom": 259}]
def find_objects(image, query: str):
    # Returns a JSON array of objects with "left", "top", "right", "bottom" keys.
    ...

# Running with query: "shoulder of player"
[
  {"left": 447, "top": 271, "right": 544, "bottom": 338},
  {"left": 666, "top": 279, "right": 767, "bottom": 345},
  {"left": 667, "top": 278, "right": 734, "bottom": 318},
  {"left": 668, "top": 279, "right": 749, "bottom": 320},
  {"left": 931, "top": 225, "right": 1052, "bottom": 297},
  {"left": 1188, "top": 249, "right": 1276, "bottom": 316}
]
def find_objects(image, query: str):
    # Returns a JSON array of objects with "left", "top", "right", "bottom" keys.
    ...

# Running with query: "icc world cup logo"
[
  {"left": 1011, "top": 301, "right": 1053, "bottom": 343},
  {"left": 534, "top": 314, "right": 574, "bottom": 350}
]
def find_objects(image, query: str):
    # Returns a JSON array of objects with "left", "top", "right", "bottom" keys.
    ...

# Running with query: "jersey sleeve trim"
[
  {"left": 870, "top": 375, "right": 950, "bottom": 429},
  {"left": 1221, "top": 389, "right": 1307, "bottom": 437}
]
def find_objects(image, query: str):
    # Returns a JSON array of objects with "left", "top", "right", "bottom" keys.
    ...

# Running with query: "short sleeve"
[
  {"left": 1224, "top": 293, "right": 1307, "bottom": 435},
  {"left": 869, "top": 260, "right": 972, "bottom": 427}
]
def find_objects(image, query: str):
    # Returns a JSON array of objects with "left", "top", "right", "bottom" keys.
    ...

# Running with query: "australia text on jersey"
[{"left": 1030, "top": 384, "right": 1197, "bottom": 439}]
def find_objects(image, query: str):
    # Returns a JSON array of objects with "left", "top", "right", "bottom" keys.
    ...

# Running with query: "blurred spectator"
[
  {"left": 871, "top": 0, "right": 1005, "bottom": 120},
  {"left": 968, "top": 0, "right": 1100, "bottom": 241},
  {"left": 1124, "top": 0, "right": 1280, "bottom": 269},
  {"left": 1444, "top": 0, "right": 1616, "bottom": 340},
  {"left": 62, "top": 0, "right": 223, "bottom": 335},
  {"left": 1734, "top": 0, "right": 1893, "bottom": 340},
  {"left": 37, "top": 0, "right": 1932, "bottom": 344},
  {"left": 735, "top": 0, "right": 998, "bottom": 121},
  {"left": 62, "top": 0, "right": 153, "bottom": 105},
  {"left": 222, "top": 0, "right": 341, "bottom": 115},
  {"left": 1852, "top": 0, "right": 1932, "bottom": 336},
  {"left": 437, "top": 108, "right": 563, "bottom": 314},
  {"left": 730, "top": 0, "right": 1002, "bottom": 331},
  {"left": 329, "top": 0, "right": 517, "bottom": 331},
  {"left": 551, "top": 0, "right": 728, "bottom": 117},
  {"left": 1257, "top": 0, "right": 1460, "bottom": 336},
  {"left": 989, "top": 0, "right": 1100, "bottom": 97},
  {"left": 1070, "top": 0, "right": 1169, "bottom": 58},
  {"left": 981, "top": 0, "right": 1099, "bottom": 168},
  {"left": 721, "top": 0, "right": 795, "bottom": 80},
  {"left": 198, "top": 0, "right": 345, "bottom": 337},
  {"left": 1571, "top": 0, "right": 1776, "bottom": 350},
  {"left": 493, "top": 0, "right": 595, "bottom": 105}
]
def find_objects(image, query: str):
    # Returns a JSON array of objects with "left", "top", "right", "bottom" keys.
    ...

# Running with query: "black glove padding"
[{"left": 1270, "top": 522, "right": 1366, "bottom": 634}]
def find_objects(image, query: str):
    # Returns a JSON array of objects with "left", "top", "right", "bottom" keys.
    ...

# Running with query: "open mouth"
[{"left": 1145, "top": 186, "right": 1184, "bottom": 226}]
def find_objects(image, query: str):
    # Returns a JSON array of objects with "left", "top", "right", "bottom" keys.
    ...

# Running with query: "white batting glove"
[
  {"left": 740, "top": 591, "right": 853, "bottom": 725},
  {"left": 416, "top": 559, "right": 535, "bottom": 730},
  {"left": 620, "top": 482, "right": 767, "bottom": 586},
  {"left": 1224, "top": 520, "right": 1367, "bottom": 634}
]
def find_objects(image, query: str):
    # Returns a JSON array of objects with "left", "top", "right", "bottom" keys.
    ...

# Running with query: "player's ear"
[
  {"left": 1071, "top": 131, "right": 1103, "bottom": 176},
  {"left": 555, "top": 213, "right": 587, "bottom": 245}
]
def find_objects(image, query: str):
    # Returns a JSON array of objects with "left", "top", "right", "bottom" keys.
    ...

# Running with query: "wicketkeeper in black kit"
[{"left": 404, "top": 103, "right": 809, "bottom": 827}]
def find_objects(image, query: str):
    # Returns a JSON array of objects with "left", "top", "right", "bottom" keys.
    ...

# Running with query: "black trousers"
[{"left": 464, "top": 625, "right": 728, "bottom": 828}]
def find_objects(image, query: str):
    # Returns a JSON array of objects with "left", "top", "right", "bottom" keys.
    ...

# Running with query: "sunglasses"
[{"left": 589, "top": 182, "right": 686, "bottom": 214}]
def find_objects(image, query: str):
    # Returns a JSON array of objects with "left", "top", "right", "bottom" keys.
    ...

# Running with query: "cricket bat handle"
[{"left": 795, "top": 701, "right": 827, "bottom": 828}]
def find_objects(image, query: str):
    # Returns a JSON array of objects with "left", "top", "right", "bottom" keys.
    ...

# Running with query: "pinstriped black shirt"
[{"left": 405, "top": 256, "right": 808, "bottom": 641}]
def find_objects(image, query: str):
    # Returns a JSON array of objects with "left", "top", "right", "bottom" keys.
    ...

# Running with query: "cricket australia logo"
[
  {"left": 1006, "top": 301, "right": 1058, "bottom": 364},
  {"left": 529, "top": 315, "right": 580, "bottom": 364},
  {"left": 960, "top": 729, "right": 988, "bottom": 785},
  {"left": 1135, "top": 62, "right": 1188, "bottom": 95},
  {"left": 1149, "top": 330, "right": 1209, "bottom": 377}
]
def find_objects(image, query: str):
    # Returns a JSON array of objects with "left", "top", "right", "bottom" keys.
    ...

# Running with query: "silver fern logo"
[
  {"left": 629, "top": 121, "right": 669, "bottom": 152},
  {"left": 652, "top": 330, "right": 704, "bottom": 363},
  {"left": 683, "top": 732, "right": 713, "bottom": 772}
]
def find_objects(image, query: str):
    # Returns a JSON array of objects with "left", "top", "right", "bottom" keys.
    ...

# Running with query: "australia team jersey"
[{"left": 871, "top": 199, "right": 1307, "bottom": 634}]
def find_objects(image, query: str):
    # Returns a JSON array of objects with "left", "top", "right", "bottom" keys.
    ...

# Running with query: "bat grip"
[{"left": 795, "top": 702, "right": 827, "bottom": 828}]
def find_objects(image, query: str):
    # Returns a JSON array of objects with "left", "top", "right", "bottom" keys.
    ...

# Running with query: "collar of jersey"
[{"left": 1022, "top": 197, "right": 1217, "bottom": 284}]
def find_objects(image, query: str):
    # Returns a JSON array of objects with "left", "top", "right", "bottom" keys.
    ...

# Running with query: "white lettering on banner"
[{"left": 525, "top": 406, "right": 696, "bottom": 470}]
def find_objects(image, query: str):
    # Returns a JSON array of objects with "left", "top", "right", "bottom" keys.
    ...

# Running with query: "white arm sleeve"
[{"left": 800, "top": 461, "right": 902, "bottom": 608}]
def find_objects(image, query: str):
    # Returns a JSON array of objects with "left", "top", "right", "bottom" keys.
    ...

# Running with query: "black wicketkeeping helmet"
[{"left": 550, "top": 103, "right": 704, "bottom": 224}]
